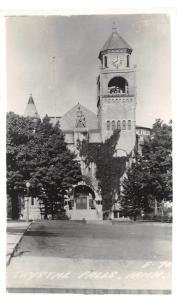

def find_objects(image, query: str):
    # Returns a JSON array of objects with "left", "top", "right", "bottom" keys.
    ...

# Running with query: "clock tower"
[{"left": 97, "top": 25, "right": 136, "bottom": 155}]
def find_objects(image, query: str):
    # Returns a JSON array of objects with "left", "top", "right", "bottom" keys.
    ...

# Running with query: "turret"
[{"left": 24, "top": 94, "right": 40, "bottom": 120}]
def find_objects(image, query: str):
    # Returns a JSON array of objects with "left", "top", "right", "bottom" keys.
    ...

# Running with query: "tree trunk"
[{"left": 11, "top": 192, "right": 20, "bottom": 220}]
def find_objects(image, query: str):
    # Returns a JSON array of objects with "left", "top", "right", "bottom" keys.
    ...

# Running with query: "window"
[
  {"left": 104, "top": 56, "right": 108, "bottom": 68},
  {"left": 89, "top": 199, "right": 94, "bottom": 209},
  {"left": 117, "top": 120, "right": 121, "bottom": 130},
  {"left": 108, "top": 76, "right": 128, "bottom": 93},
  {"left": 114, "top": 211, "right": 118, "bottom": 218},
  {"left": 107, "top": 120, "right": 110, "bottom": 130},
  {"left": 112, "top": 120, "right": 116, "bottom": 131},
  {"left": 127, "top": 55, "right": 129, "bottom": 67},
  {"left": 128, "top": 120, "right": 131, "bottom": 130},
  {"left": 122, "top": 120, "right": 126, "bottom": 130}
]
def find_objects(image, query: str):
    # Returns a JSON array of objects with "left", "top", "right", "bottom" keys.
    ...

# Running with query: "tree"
[
  {"left": 7, "top": 113, "right": 82, "bottom": 219},
  {"left": 78, "top": 130, "right": 127, "bottom": 216},
  {"left": 142, "top": 119, "right": 172, "bottom": 203},
  {"left": 121, "top": 154, "right": 153, "bottom": 220},
  {"left": 7, "top": 112, "right": 37, "bottom": 219},
  {"left": 121, "top": 119, "right": 172, "bottom": 219}
]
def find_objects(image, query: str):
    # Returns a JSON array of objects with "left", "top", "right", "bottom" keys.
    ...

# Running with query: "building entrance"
[
  {"left": 76, "top": 195, "right": 87, "bottom": 209},
  {"left": 65, "top": 183, "right": 103, "bottom": 220}
]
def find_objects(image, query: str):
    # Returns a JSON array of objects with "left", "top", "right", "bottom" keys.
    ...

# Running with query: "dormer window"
[{"left": 104, "top": 56, "right": 108, "bottom": 68}]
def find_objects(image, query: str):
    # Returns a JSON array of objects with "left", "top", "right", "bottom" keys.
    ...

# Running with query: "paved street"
[{"left": 6, "top": 220, "right": 172, "bottom": 293}]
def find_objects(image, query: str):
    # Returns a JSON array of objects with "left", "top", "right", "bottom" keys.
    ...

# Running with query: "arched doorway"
[{"left": 73, "top": 184, "right": 95, "bottom": 210}]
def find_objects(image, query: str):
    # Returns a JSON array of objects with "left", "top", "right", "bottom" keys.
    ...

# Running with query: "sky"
[{"left": 6, "top": 14, "right": 171, "bottom": 128}]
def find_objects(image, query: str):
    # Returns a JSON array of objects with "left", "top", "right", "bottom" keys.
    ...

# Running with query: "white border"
[{"left": 1, "top": 1, "right": 177, "bottom": 300}]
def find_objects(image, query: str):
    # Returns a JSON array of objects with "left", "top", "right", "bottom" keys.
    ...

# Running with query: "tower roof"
[
  {"left": 24, "top": 94, "right": 40, "bottom": 119},
  {"left": 99, "top": 27, "right": 132, "bottom": 59}
]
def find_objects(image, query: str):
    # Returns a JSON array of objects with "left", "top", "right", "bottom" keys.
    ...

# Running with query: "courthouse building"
[{"left": 22, "top": 26, "right": 151, "bottom": 221}]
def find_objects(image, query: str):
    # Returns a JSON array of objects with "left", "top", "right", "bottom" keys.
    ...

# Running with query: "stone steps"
[{"left": 69, "top": 209, "right": 102, "bottom": 221}]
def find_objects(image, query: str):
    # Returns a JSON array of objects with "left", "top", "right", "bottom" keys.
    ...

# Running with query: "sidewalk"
[{"left": 6, "top": 221, "right": 32, "bottom": 266}]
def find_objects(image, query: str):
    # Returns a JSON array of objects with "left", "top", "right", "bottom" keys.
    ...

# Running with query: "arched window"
[
  {"left": 107, "top": 120, "right": 110, "bottom": 131},
  {"left": 108, "top": 76, "right": 128, "bottom": 93},
  {"left": 122, "top": 120, "right": 126, "bottom": 130},
  {"left": 128, "top": 120, "right": 131, "bottom": 130},
  {"left": 117, "top": 120, "right": 121, "bottom": 130},
  {"left": 112, "top": 120, "right": 116, "bottom": 131},
  {"left": 104, "top": 56, "right": 108, "bottom": 68}
]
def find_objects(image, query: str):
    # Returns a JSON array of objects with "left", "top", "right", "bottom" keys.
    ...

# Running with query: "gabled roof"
[
  {"left": 24, "top": 94, "right": 40, "bottom": 119},
  {"left": 60, "top": 103, "right": 99, "bottom": 132},
  {"left": 99, "top": 29, "right": 132, "bottom": 59}
]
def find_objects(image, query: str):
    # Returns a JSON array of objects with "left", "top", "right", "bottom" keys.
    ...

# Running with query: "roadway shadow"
[
  {"left": 7, "top": 227, "right": 28, "bottom": 234},
  {"left": 25, "top": 231, "right": 62, "bottom": 237}
]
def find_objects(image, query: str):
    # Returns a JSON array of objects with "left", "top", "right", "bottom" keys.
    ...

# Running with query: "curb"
[{"left": 6, "top": 222, "right": 32, "bottom": 267}]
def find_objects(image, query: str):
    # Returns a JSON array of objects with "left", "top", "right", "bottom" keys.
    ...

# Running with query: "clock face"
[{"left": 112, "top": 56, "right": 123, "bottom": 68}]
